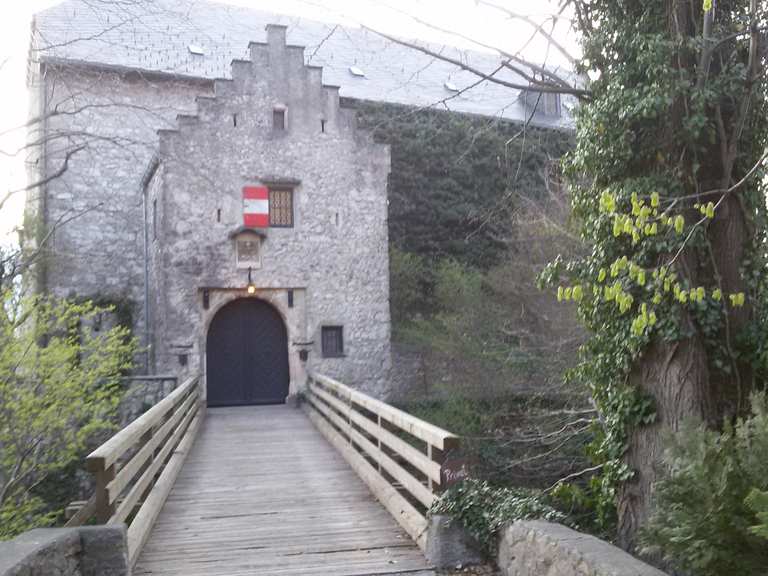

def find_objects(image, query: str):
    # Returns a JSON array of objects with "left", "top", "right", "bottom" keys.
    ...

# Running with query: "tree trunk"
[
  {"left": 616, "top": 0, "right": 757, "bottom": 548},
  {"left": 617, "top": 337, "right": 712, "bottom": 549}
]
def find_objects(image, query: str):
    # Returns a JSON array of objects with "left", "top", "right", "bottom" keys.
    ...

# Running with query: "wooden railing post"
[
  {"left": 376, "top": 414, "right": 382, "bottom": 473},
  {"left": 431, "top": 436, "right": 461, "bottom": 494},
  {"left": 88, "top": 459, "right": 116, "bottom": 523}
]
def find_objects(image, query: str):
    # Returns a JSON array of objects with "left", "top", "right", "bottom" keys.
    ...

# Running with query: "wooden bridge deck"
[{"left": 133, "top": 405, "right": 435, "bottom": 576}]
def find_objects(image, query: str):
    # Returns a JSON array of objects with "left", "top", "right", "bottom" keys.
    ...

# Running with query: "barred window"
[
  {"left": 321, "top": 326, "right": 344, "bottom": 358},
  {"left": 269, "top": 188, "right": 293, "bottom": 227},
  {"left": 543, "top": 92, "right": 561, "bottom": 117}
]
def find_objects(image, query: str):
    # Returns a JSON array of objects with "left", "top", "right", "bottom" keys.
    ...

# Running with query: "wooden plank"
[
  {"left": 64, "top": 493, "right": 97, "bottom": 527},
  {"left": 308, "top": 381, "right": 442, "bottom": 484},
  {"left": 88, "top": 376, "right": 199, "bottom": 470},
  {"left": 133, "top": 405, "right": 433, "bottom": 575},
  {"left": 108, "top": 390, "right": 199, "bottom": 502},
  {"left": 93, "top": 463, "right": 116, "bottom": 523},
  {"left": 307, "top": 393, "right": 435, "bottom": 509},
  {"left": 111, "top": 399, "right": 199, "bottom": 524},
  {"left": 311, "top": 373, "right": 457, "bottom": 450},
  {"left": 304, "top": 404, "right": 429, "bottom": 551},
  {"left": 127, "top": 410, "right": 202, "bottom": 566}
]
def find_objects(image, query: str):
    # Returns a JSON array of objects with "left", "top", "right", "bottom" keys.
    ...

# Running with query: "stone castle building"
[{"left": 27, "top": 0, "right": 572, "bottom": 403}]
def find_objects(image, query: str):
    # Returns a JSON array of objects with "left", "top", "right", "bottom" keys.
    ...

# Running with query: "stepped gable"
[{"left": 157, "top": 24, "right": 370, "bottom": 150}]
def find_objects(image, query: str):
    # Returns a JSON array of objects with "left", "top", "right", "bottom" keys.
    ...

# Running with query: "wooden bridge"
[{"left": 67, "top": 374, "right": 459, "bottom": 575}]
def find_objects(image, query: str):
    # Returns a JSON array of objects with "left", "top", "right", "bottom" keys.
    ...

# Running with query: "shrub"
[
  {"left": 640, "top": 393, "right": 768, "bottom": 575},
  {"left": 745, "top": 488, "right": 768, "bottom": 540},
  {"left": 389, "top": 246, "right": 433, "bottom": 326},
  {"left": 431, "top": 478, "right": 571, "bottom": 553},
  {"left": 0, "top": 294, "right": 136, "bottom": 539}
]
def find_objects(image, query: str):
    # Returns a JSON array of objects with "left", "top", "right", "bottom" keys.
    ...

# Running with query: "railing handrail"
[
  {"left": 304, "top": 372, "right": 461, "bottom": 551},
  {"left": 310, "top": 372, "right": 458, "bottom": 450},
  {"left": 87, "top": 375, "right": 199, "bottom": 470},
  {"left": 74, "top": 373, "right": 203, "bottom": 568}
]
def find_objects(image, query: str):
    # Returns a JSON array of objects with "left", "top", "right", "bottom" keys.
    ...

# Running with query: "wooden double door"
[{"left": 206, "top": 299, "right": 290, "bottom": 406}]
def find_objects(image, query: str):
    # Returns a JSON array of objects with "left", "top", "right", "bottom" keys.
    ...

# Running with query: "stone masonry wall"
[
  {"left": 0, "top": 526, "right": 128, "bottom": 576},
  {"left": 149, "top": 25, "right": 392, "bottom": 397},
  {"left": 37, "top": 62, "right": 212, "bottom": 362}
]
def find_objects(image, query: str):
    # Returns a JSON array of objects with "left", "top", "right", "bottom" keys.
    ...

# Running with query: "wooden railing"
[
  {"left": 304, "top": 372, "right": 459, "bottom": 550},
  {"left": 67, "top": 374, "right": 203, "bottom": 567}
]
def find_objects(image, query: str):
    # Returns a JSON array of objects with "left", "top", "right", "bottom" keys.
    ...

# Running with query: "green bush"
[
  {"left": 640, "top": 393, "right": 768, "bottom": 575},
  {"left": 389, "top": 246, "right": 433, "bottom": 326},
  {"left": 432, "top": 478, "right": 571, "bottom": 553},
  {"left": 746, "top": 488, "right": 768, "bottom": 540},
  {"left": 0, "top": 294, "right": 136, "bottom": 539}
]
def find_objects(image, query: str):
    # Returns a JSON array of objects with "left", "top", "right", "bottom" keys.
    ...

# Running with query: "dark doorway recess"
[{"left": 206, "top": 298, "right": 289, "bottom": 406}]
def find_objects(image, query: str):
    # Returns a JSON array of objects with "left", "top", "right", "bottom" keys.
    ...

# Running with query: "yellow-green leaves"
[
  {"left": 696, "top": 201, "right": 716, "bottom": 219},
  {"left": 674, "top": 215, "right": 685, "bottom": 235},
  {"left": 631, "top": 302, "right": 657, "bottom": 336},
  {"left": 703, "top": 0, "right": 712, "bottom": 12},
  {"left": 613, "top": 217, "right": 623, "bottom": 237},
  {"left": 651, "top": 191, "right": 660, "bottom": 207},
  {"left": 729, "top": 292, "right": 746, "bottom": 307},
  {"left": 713, "top": 288, "right": 722, "bottom": 301},
  {"left": 598, "top": 268, "right": 607, "bottom": 283},
  {"left": 558, "top": 285, "right": 584, "bottom": 302},
  {"left": 600, "top": 191, "right": 616, "bottom": 213}
]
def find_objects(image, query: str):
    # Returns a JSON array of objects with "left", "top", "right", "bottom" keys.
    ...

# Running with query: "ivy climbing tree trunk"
[
  {"left": 539, "top": 0, "right": 768, "bottom": 552},
  {"left": 620, "top": 338, "right": 713, "bottom": 547},
  {"left": 615, "top": 0, "right": 761, "bottom": 548}
]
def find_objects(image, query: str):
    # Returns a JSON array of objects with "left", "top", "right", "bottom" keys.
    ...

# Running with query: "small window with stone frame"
[
  {"left": 273, "top": 107, "right": 286, "bottom": 131},
  {"left": 321, "top": 326, "right": 344, "bottom": 358}
]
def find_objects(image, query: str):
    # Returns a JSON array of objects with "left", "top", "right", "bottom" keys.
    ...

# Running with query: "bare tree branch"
[{"left": 362, "top": 27, "right": 590, "bottom": 98}]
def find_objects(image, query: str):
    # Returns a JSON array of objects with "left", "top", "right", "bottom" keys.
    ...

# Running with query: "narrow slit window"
[
  {"left": 321, "top": 119, "right": 326, "bottom": 133},
  {"left": 233, "top": 113, "right": 238, "bottom": 127},
  {"left": 269, "top": 188, "right": 293, "bottom": 227},
  {"left": 273, "top": 108, "right": 286, "bottom": 130},
  {"left": 152, "top": 198, "right": 157, "bottom": 239},
  {"left": 321, "top": 326, "right": 344, "bottom": 358}
]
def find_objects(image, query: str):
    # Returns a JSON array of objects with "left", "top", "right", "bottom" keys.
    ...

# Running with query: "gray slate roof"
[{"left": 34, "top": 0, "right": 574, "bottom": 127}]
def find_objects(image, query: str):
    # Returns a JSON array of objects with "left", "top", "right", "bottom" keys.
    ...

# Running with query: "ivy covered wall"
[
  {"left": 352, "top": 100, "right": 574, "bottom": 268},
  {"left": 351, "top": 101, "right": 581, "bottom": 400}
]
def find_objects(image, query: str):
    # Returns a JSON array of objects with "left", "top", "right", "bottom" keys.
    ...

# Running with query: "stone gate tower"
[{"left": 144, "top": 25, "right": 391, "bottom": 402}]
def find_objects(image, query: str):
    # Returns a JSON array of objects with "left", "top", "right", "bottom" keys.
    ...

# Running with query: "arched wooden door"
[{"left": 206, "top": 299, "right": 290, "bottom": 406}]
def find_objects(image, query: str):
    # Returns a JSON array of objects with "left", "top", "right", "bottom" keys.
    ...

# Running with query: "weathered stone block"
[
  {"left": 497, "top": 521, "right": 668, "bottom": 576},
  {"left": 425, "top": 514, "right": 483, "bottom": 569},
  {"left": 0, "top": 529, "right": 81, "bottom": 576},
  {"left": 0, "top": 526, "right": 129, "bottom": 576},
  {"left": 78, "top": 525, "right": 129, "bottom": 576}
]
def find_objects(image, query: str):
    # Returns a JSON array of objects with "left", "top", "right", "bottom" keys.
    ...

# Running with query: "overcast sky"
[{"left": 0, "top": 0, "right": 577, "bottom": 241}]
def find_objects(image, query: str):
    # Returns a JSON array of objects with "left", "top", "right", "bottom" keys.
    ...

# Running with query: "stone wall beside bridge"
[
  {"left": 0, "top": 526, "right": 128, "bottom": 576},
  {"left": 497, "top": 521, "right": 668, "bottom": 576}
]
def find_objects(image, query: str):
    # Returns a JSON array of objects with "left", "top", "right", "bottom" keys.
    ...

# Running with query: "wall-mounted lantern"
[
  {"left": 293, "top": 340, "right": 314, "bottom": 363},
  {"left": 246, "top": 266, "right": 256, "bottom": 294}
]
